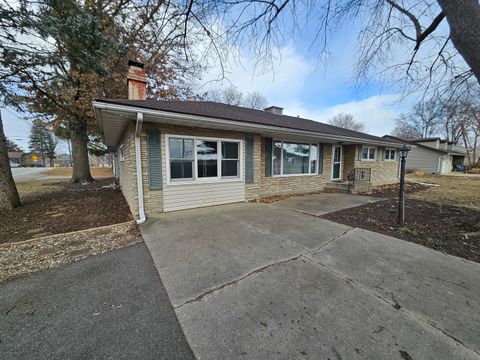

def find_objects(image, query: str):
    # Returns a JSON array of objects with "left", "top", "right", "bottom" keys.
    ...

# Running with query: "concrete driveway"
[{"left": 140, "top": 194, "right": 480, "bottom": 360}]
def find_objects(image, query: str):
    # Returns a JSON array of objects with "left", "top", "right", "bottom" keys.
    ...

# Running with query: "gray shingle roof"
[{"left": 96, "top": 99, "right": 398, "bottom": 144}]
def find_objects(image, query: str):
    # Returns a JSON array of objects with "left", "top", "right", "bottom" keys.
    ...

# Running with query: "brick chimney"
[
  {"left": 127, "top": 60, "right": 147, "bottom": 100},
  {"left": 263, "top": 106, "right": 284, "bottom": 115}
]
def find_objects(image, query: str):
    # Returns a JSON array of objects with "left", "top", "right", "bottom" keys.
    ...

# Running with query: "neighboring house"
[
  {"left": 93, "top": 62, "right": 403, "bottom": 222},
  {"left": 384, "top": 136, "right": 466, "bottom": 174},
  {"left": 8, "top": 151, "right": 23, "bottom": 166}
]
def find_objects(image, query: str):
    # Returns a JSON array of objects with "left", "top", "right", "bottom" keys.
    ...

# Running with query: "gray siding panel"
[{"left": 405, "top": 147, "right": 440, "bottom": 173}]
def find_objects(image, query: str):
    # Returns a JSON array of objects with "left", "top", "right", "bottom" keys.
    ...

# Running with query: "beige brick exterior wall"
[
  {"left": 117, "top": 122, "right": 399, "bottom": 215},
  {"left": 347, "top": 145, "right": 400, "bottom": 186},
  {"left": 117, "top": 123, "right": 139, "bottom": 217},
  {"left": 245, "top": 138, "right": 333, "bottom": 199}
]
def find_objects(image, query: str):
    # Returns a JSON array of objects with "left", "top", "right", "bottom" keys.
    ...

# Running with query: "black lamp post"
[{"left": 398, "top": 144, "right": 410, "bottom": 225}]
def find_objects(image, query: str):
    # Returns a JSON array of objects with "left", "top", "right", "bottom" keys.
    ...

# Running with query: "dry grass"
[
  {"left": 41, "top": 167, "right": 113, "bottom": 177},
  {"left": 407, "top": 174, "right": 480, "bottom": 209},
  {"left": 16, "top": 179, "right": 65, "bottom": 199}
]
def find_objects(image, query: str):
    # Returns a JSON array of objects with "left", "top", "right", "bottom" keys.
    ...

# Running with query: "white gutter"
[
  {"left": 93, "top": 101, "right": 402, "bottom": 148},
  {"left": 134, "top": 112, "right": 146, "bottom": 224}
]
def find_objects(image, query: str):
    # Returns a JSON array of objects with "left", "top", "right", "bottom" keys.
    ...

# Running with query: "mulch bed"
[
  {"left": 322, "top": 198, "right": 480, "bottom": 263},
  {"left": 0, "top": 221, "right": 142, "bottom": 284},
  {"left": 362, "top": 182, "right": 431, "bottom": 198},
  {"left": 0, "top": 178, "right": 133, "bottom": 244}
]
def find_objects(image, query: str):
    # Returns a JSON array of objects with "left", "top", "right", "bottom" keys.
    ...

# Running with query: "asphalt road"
[
  {"left": 0, "top": 244, "right": 194, "bottom": 360},
  {"left": 10, "top": 167, "right": 66, "bottom": 181}
]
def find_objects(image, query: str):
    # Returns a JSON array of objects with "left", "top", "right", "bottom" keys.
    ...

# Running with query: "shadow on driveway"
[{"left": 0, "top": 244, "right": 194, "bottom": 360}]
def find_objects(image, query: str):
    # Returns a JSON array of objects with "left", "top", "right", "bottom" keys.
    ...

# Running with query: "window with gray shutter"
[{"left": 147, "top": 128, "right": 162, "bottom": 189}]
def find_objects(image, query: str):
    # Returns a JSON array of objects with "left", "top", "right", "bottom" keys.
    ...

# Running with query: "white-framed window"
[
  {"left": 360, "top": 146, "right": 377, "bottom": 161},
  {"left": 166, "top": 135, "right": 242, "bottom": 184},
  {"left": 119, "top": 145, "right": 125, "bottom": 161},
  {"left": 272, "top": 140, "right": 318, "bottom": 176},
  {"left": 385, "top": 148, "right": 396, "bottom": 161}
]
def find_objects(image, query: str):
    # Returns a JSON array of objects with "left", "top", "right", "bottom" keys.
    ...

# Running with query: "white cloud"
[
  {"left": 197, "top": 43, "right": 314, "bottom": 104},
  {"left": 283, "top": 95, "right": 411, "bottom": 136},
  {"left": 194, "top": 38, "right": 412, "bottom": 137}
]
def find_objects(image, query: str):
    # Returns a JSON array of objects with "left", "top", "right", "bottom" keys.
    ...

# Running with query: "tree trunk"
[
  {"left": 0, "top": 110, "right": 21, "bottom": 210},
  {"left": 437, "top": 0, "right": 480, "bottom": 84},
  {"left": 69, "top": 117, "right": 93, "bottom": 182}
]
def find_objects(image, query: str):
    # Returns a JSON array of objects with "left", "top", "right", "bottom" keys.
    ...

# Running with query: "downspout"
[{"left": 135, "top": 112, "right": 146, "bottom": 224}]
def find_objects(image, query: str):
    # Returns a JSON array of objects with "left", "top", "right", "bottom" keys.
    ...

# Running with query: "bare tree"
[
  {"left": 197, "top": 1, "right": 480, "bottom": 102},
  {"left": 391, "top": 122, "right": 422, "bottom": 140},
  {"left": 457, "top": 100, "right": 480, "bottom": 166},
  {"left": 222, "top": 86, "right": 244, "bottom": 106},
  {"left": 207, "top": 87, "right": 269, "bottom": 109},
  {"left": 328, "top": 113, "right": 365, "bottom": 132},
  {"left": 244, "top": 91, "right": 269, "bottom": 110},
  {"left": 392, "top": 100, "right": 441, "bottom": 139}
]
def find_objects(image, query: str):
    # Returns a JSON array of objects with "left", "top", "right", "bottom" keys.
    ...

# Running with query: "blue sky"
[{"left": 4, "top": 7, "right": 414, "bottom": 152}]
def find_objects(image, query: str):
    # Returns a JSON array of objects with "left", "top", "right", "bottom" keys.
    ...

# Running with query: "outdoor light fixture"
[
  {"left": 399, "top": 144, "right": 410, "bottom": 159},
  {"left": 398, "top": 144, "right": 410, "bottom": 225}
]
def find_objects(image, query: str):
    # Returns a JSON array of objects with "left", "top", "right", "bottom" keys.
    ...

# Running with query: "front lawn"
[
  {"left": 322, "top": 175, "right": 480, "bottom": 263},
  {"left": 407, "top": 174, "right": 480, "bottom": 209}
]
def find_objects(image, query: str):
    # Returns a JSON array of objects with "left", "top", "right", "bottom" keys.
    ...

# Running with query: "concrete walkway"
[{"left": 141, "top": 195, "right": 480, "bottom": 360}]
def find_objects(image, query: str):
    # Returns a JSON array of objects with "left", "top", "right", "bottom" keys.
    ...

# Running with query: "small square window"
[
  {"left": 361, "top": 146, "right": 377, "bottom": 161},
  {"left": 385, "top": 149, "right": 396, "bottom": 161}
]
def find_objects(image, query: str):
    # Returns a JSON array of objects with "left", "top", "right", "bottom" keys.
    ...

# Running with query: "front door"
[{"left": 332, "top": 145, "right": 342, "bottom": 180}]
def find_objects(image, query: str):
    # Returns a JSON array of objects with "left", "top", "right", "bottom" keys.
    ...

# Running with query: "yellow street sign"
[{"left": 32, "top": 154, "right": 39, "bottom": 161}]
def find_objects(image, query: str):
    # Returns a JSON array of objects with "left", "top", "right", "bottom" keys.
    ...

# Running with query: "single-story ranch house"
[{"left": 93, "top": 62, "right": 403, "bottom": 223}]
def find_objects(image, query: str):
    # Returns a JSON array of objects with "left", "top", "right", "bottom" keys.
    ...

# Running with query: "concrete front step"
[
  {"left": 325, "top": 181, "right": 372, "bottom": 194},
  {"left": 325, "top": 182, "right": 350, "bottom": 193}
]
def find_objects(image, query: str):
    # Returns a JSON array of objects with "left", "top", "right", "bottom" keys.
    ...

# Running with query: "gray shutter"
[
  {"left": 147, "top": 128, "right": 162, "bottom": 189},
  {"left": 358, "top": 145, "right": 363, "bottom": 160},
  {"left": 318, "top": 143, "right": 324, "bottom": 174},
  {"left": 265, "top": 137, "right": 273, "bottom": 177},
  {"left": 245, "top": 137, "right": 254, "bottom": 183}
]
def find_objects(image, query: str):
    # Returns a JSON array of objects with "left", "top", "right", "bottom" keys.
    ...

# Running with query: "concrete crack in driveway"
[
  {"left": 175, "top": 228, "right": 355, "bottom": 310},
  {"left": 301, "top": 255, "right": 480, "bottom": 357},
  {"left": 307, "top": 227, "right": 354, "bottom": 254},
  {"left": 174, "top": 255, "right": 303, "bottom": 310}
]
